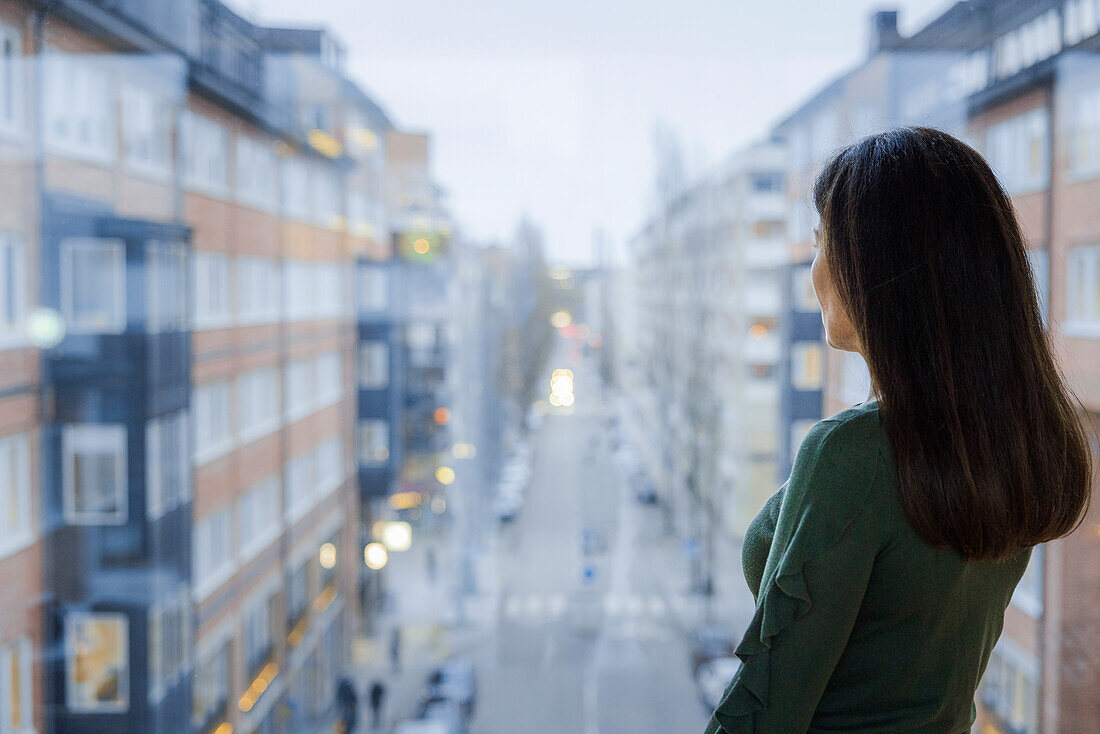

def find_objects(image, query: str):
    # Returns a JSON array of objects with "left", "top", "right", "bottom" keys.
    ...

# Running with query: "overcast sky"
[{"left": 244, "top": 0, "right": 953, "bottom": 265}]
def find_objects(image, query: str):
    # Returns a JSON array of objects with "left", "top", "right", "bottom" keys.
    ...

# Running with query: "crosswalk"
[{"left": 495, "top": 591, "right": 691, "bottom": 623}]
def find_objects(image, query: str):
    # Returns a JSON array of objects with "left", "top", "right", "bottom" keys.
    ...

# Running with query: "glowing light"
[
  {"left": 550, "top": 310, "right": 572, "bottom": 328},
  {"left": 749, "top": 324, "right": 768, "bottom": 339},
  {"left": 26, "top": 308, "right": 65, "bottom": 348},
  {"left": 381, "top": 521, "right": 412, "bottom": 551},
  {"left": 308, "top": 129, "right": 342, "bottom": 158},
  {"left": 549, "top": 393, "right": 562, "bottom": 407},
  {"left": 550, "top": 375, "right": 573, "bottom": 393},
  {"left": 364, "top": 542, "right": 389, "bottom": 570},
  {"left": 319, "top": 542, "right": 337, "bottom": 570},
  {"left": 433, "top": 407, "right": 451, "bottom": 425},
  {"left": 548, "top": 267, "right": 573, "bottom": 280},
  {"left": 355, "top": 128, "right": 379, "bottom": 151},
  {"left": 413, "top": 237, "right": 431, "bottom": 254},
  {"left": 435, "top": 466, "right": 456, "bottom": 485},
  {"left": 213, "top": 724, "right": 233, "bottom": 734},
  {"left": 239, "top": 662, "right": 279, "bottom": 711},
  {"left": 552, "top": 369, "right": 574, "bottom": 379},
  {"left": 559, "top": 393, "right": 575, "bottom": 407},
  {"left": 431, "top": 496, "right": 447, "bottom": 514},
  {"left": 452, "top": 442, "right": 477, "bottom": 459},
  {"left": 389, "top": 491, "right": 423, "bottom": 510}
]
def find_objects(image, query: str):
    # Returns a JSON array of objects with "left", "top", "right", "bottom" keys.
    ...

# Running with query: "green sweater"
[{"left": 704, "top": 400, "right": 1033, "bottom": 733}]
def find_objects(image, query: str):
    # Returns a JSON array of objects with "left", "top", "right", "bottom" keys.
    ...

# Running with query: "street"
[{"left": 347, "top": 340, "right": 756, "bottom": 734}]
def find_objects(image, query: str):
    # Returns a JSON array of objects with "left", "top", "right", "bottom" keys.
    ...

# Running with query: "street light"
[{"left": 364, "top": 543, "right": 388, "bottom": 570}]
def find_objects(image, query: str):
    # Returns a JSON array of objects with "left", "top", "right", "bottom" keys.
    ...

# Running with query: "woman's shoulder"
[{"left": 796, "top": 401, "right": 889, "bottom": 479}]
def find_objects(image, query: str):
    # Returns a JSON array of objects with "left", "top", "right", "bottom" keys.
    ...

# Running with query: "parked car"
[
  {"left": 691, "top": 624, "right": 736, "bottom": 673},
  {"left": 694, "top": 656, "right": 742, "bottom": 710}
]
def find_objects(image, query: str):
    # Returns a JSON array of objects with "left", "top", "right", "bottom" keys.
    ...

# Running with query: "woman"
[{"left": 704, "top": 126, "right": 1093, "bottom": 733}]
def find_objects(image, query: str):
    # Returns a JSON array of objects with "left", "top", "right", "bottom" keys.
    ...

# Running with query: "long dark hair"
[{"left": 811, "top": 125, "right": 1093, "bottom": 562}]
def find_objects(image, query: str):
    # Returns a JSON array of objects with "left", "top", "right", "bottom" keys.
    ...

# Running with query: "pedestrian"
[
  {"left": 336, "top": 677, "right": 357, "bottom": 734},
  {"left": 389, "top": 627, "right": 401, "bottom": 673},
  {"left": 368, "top": 680, "right": 386, "bottom": 729}
]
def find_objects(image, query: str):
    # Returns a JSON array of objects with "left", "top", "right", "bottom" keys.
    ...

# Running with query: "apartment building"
[
  {"left": 0, "top": 1, "right": 419, "bottom": 731},
  {"left": 770, "top": 2, "right": 1100, "bottom": 731}
]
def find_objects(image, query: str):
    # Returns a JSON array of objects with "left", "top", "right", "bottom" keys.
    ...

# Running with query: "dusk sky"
[{"left": 244, "top": 0, "right": 953, "bottom": 265}]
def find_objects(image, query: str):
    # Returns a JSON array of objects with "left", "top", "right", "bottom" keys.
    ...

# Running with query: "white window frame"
[
  {"left": 315, "top": 350, "right": 343, "bottom": 407},
  {"left": 192, "top": 506, "right": 235, "bottom": 601},
  {"left": 984, "top": 107, "right": 1049, "bottom": 195},
  {"left": 192, "top": 381, "right": 233, "bottom": 465},
  {"left": 62, "top": 424, "right": 128, "bottom": 525},
  {"left": 1064, "top": 245, "right": 1100, "bottom": 337},
  {"left": 145, "top": 240, "right": 188, "bottom": 333},
  {"left": 0, "top": 432, "right": 32, "bottom": 559},
  {"left": 192, "top": 252, "right": 231, "bottom": 329},
  {"left": 64, "top": 612, "right": 130, "bottom": 713},
  {"left": 180, "top": 110, "right": 229, "bottom": 197},
  {"left": 60, "top": 237, "right": 126, "bottom": 335},
  {"left": 120, "top": 82, "right": 172, "bottom": 182},
  {"left": 237, "top": 367, "right": 281, "bottom": 444},
  {"left": 43, "top": 50, "right": 114, "bottom": 164},
  {"left": 238, "top": 477, "right": 281, "bottom": 563},
  {"left": 235, "top": 135, "right": 277, "bottom": 212}
]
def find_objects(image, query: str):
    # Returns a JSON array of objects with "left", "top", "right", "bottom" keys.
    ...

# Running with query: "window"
[
  {"left": 358, "top": 265, "right": 389, "bottom": 312},
  {"left": 285, "top": 358, "right": 314, "bottom": 420},
  {"left": 239, "top": 478, "right": 281, "bottom": 561},
  {"left": 193, "top": 381, "right": 233, "bottom": 464},
  {"left": 359, "top": 342, "right": 390, "bottom": 388},
  {"left": 237, "top": 256, "right": 280, "bottom": 324},
  {"left": 181, "top": 110, "right": 229, "bottom": 195},
  {"left": 359, "top": 419, "right": 390, "bottom": 465},
  {"left": 0, "top": 636, "right": 32, "bottom": 734},
  {"left": 984, "top": 108, "right": 1049, "bottom": 195},
  {"left": 748, "top": 363, "right": 774, "bottom": 379},
  {"left": 981, "top": 637, "right": 1040, "bottom": 734},
  {"left": 192, "top": 640, "right": 229, "bottom": 732},
  {"left": 238, "top": 367, "right": 281, "bottom": 443},
  {"left": 316, "top": 351, "right": 343, "bottom": 406},
  {"left": 285, "top": 450, "right": 316, "bottom": 521},
  {"left": 750, "top": 220, "right": 783, "bottom": 237},
  {"left": 236, "top": 135, "right": 277, "bottom": 211},
  {"left": 0, "top": 23, "right": 24, "bottom": 135},
  {"left": 284, "top": 260, "right": 316, "bottom": 320},
  {"left": 1069, "top": 85, "right": 1100, "bottom": 177},
  {"left": 281, "top": 157, "right": 311, "bottom": 221},
  {"left": 791, "top": 265, "right": 818, "bottom": 312},
  {"left": 120, "top": 83, "right": 171, "bottom": 179},
  {"left": 44, "top": 51, "right": 113, "bottom": 163},
  {"left": 193, "top": 506, "right": 234, "bottom": 599},
  {"left": 147, "top": 591, "right": 189, "bottom": 703},
  {"left": 1066, "top": 245, "right": 1100, "bottom": 335},
  {"left": 316, "top": 436, "right": 344, "bottom": 495},
  {"left": 63, "top": 424, "right": 127, "bottom": 525},
  {"left": 313, "top": 167, "right": 342, "bottom": 228},
  {"left": 993, "top": 9, "right": 1061, "bottom": 81},
  {"left": 145, "top": 241, "right": 187, "bottom": 333},
  {"left": 1011, "top": 544, "right": 1044, "bottom": 617},
  {"left": 192, "top": 252, "right": 231, "bottom": 329},
  {"left": 65, "top": 613, "right": 129, "bottom": 713},
  {"left": 0, "top": 433, "right": 30, "bottom": 558},
  {"left": 315, "top": 262, "right": 343, "bottom": 317},
  {"left": 287, "top": 560, "right": 310, "bottom": 630},
  {"left": 243, "top": 593, "right": 275, "bottom": 676},
  {"left": 145, "top": 410, "right": 190, "bottom": 520},
  {"left": 61, "top": 238, "right": 126, "bottom": 334},
  {"left": 0, "top": 236, "right": 24, "bottom": 346},
  {"left": 790, "top": 342, "right": 824, "bottom": 390},
  {"left": 1065, "top": 0, "right": 1100, "bottom": 46}
]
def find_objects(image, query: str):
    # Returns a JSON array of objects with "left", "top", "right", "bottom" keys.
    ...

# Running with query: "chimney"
[{"left": 868, "top": 9, "right": 902, "bottom": 57}]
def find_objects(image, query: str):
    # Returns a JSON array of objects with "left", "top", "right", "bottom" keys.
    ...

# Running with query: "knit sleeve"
[{"left": 705, "top": 415, "right": 886, "bottom": 733}]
